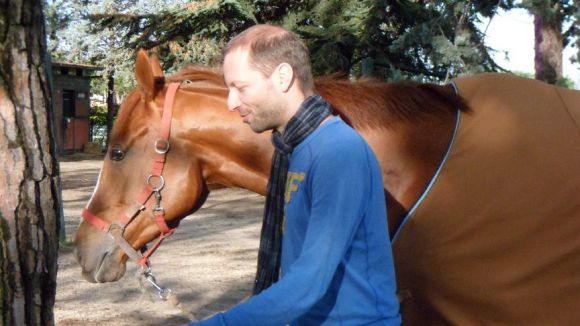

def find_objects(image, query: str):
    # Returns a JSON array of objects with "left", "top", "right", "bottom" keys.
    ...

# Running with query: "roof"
[{"left": 52, "top": 61, "right": 102, "bottom": 70}]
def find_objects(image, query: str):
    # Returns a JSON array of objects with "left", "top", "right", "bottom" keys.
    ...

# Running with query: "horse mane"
[
  {"left": 315, "top": 76, "right": 470, "bottom": 130},
  {"left": 165, "top": 64, "right": 470, "bottom": 129},
  {"left": 166, "top": 64, "right": 225, "bottom": 86}
]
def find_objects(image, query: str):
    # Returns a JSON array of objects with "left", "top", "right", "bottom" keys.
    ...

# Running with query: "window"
[
  {"left": 61, "top": 67, "right": 69, "bottom": 75},
  {"left": 76, "top": 69, "right": 83, "bottom": 76},
  {"left": 62, "top": 90, "right": 76, "bottom": 118}
]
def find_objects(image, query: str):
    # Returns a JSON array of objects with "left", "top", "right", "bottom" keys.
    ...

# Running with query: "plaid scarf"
[{"left": 253, "top": 94, "right": 333, "bottom": 295}]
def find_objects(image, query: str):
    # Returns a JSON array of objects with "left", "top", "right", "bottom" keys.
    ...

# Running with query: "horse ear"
[
  {"left": 150, "top": 53, "right": 164, "bottom": 77},
  {"left": 135, "top": 49, "right": 157, "bottom": 100}
]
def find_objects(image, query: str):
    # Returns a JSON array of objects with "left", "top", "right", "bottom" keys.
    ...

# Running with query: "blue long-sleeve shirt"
[{"left": 192, "top": 117, "right": 400, "bottom": 325}]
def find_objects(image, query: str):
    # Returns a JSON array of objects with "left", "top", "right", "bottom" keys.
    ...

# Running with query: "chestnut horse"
[{"left": 75, "top": 50, "right": 580, "bottom": 324}]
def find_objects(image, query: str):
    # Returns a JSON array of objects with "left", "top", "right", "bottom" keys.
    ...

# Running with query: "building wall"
[{"left": 52, "top": 69, "right": 93, "bottom": 153}]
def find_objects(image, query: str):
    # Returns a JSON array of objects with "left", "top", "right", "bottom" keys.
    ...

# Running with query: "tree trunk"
[
  {"left": 106, "top": 69, "right": 116, "bottom": 150},
  {"left": 533, "top": 6, "right": 563, "bottom": 84},
  {"left": 0, "top": 0, "right": 61, "bottom": 325}
]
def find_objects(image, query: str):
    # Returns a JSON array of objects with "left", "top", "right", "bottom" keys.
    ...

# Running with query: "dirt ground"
[{"left": 55, "top": 154, "right": 264, "bottom": 325}]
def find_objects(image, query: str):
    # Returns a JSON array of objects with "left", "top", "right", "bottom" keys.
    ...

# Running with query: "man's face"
[{"left": 223, "top": 48, "right": 286, "bottom": 133}]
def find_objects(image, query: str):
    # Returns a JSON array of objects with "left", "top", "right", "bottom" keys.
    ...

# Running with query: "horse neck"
[
  {"left": 362, "top": 114, "right": 457, "bottom": 237},
  {"left": 201, "top": 130, "right": 273, "bottom": 195},
  {"left": 175, "top": 91, "right": 272, "bottom": 195},
  {"left": 318, "top": 80, "right": 461, "bottom": 237}
]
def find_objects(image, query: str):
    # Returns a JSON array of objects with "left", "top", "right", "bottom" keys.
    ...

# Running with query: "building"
[{"left": 50, "top": 61, "right": 100, "bottom": 153}]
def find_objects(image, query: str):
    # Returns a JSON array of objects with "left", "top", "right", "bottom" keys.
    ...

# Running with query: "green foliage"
[
  {"left": 89, "top": 104, "right": 108, "bottom": 126},
  {"left": 513, "top": 70, "right": 576, "bottom": 88},
  {"left": 556, "top": 75, "right": 576, "bottom": 88},
  {"left": 88, "top": 102, "right": 110, "bottom": 147},
  {"left": 513, "top": 70, "right": 536, "bottom": 79},
  {"left": 46, "top": 0, "right": 191, "bottom": 97},
  {"left": 286, "top": 0, "right": 518, "bottom": 81},
  {"left": 47, "top": 0, "right": 575, "bottom": 86}
]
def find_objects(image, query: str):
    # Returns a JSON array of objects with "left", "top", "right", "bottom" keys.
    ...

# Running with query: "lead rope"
[
  {"left": 137, "top": 81, "right": 198, "bottom": 321},
  {"left": 136, "top": 184, "right": 199, "bottom": 321},
  {"left": 137, "top": 267, "right": 199, "bottom": 321}
]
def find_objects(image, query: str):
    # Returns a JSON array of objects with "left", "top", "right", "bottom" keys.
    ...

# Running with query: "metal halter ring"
[
  {"left": 154, "top": 139, "right": 170, "bottom": 154},
  {"left": 107, "top": 221, "right": 126, "bottom": 236},
  {"left": 146, "top": 174, "right": 165, "bottom": 191}
]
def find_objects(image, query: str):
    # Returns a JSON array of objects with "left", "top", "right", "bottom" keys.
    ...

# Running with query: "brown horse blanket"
[{"left": 392, "top": 73, "right": 580, "bottom": 324}]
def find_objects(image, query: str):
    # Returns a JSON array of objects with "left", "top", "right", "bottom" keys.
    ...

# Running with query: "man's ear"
[{"left": 276, "top": 63, "right": 294, "bottom": 92}]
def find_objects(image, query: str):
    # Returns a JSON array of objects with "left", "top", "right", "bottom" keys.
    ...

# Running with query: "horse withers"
[{"left": 75, "top": 50, "right": 580, "bottom": 324}]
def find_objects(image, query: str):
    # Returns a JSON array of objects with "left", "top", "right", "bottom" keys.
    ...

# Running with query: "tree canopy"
[
  {"left": 47, "top": 1, "right": 520, "bottom": 84},
  {"left": 47, "top": 0, "right": 578, "bottom": 92}
]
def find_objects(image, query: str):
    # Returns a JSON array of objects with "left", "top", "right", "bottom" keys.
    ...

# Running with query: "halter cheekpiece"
[{"left": 81, "top": 82, "right": 181, "bottom": 268}]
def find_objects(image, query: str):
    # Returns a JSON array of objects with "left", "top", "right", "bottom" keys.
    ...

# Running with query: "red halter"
[{"left": 81, "top": 82, "right": 181, "bottom": 267}]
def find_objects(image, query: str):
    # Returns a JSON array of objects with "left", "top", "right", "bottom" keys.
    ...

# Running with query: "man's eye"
[{"left": 110, "top": 147, "right": 126, "bottom": 161}]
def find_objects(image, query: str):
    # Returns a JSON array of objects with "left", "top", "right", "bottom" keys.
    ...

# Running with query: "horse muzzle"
[{"left": 74, "top": 227, "right": 128, "bottom": 283}]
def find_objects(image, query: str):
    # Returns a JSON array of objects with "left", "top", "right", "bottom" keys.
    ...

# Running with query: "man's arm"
[{"left": 191, "top": 139, "right": 371, "bottom": 325}]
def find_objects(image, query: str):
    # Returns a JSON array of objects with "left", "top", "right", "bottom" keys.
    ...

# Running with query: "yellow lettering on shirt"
[
  {"left": 285, "top": 172, "right": 305, "bottom": 204},
  {"left": 282, "top": 216, "right": 285, "bottom": 234}
]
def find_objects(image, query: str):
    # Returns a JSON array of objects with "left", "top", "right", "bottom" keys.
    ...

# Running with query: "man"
[{"left": 190, "top": 24, "right": 400, "bottom": 325}]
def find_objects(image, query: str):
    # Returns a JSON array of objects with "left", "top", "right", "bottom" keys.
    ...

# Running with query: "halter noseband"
[{"left": 81, "top": 82, "right": 181, "bottom": 268}]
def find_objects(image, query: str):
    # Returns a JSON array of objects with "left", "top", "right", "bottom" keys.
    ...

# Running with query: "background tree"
[
  {"left": 0, "top": 0, "right": 61, "bottom": 324},
  {"left": 80, "top": 0, "right": 519, "bottom": 82},
  {"left": 45, "top": 0, "right": 189, "bottom": 145},
  {"left": 46, "top": 0, "right": 578, "bottom": 145},
  {"left": 520, "top": 0, "right": 577, "bottom": 85}
]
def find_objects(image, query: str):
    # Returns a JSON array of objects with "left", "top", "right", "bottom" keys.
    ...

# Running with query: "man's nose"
[{"left": 227, "top": 90, "right": 240, "bottom": 112}]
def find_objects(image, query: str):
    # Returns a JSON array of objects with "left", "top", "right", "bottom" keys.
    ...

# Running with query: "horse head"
[{"left": 74, "top": 50, "right": 214, "bottom": 283}]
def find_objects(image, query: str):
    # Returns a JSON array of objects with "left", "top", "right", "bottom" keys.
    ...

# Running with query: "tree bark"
[
  {"left": 0, "top": 0, "right": 61, "bottom": 325},
  {"left": 106, "top": 69, "right": 116, "bottom": 150},
  {"left": 533, "top": 5, "right": 563, "bottom": 84}
]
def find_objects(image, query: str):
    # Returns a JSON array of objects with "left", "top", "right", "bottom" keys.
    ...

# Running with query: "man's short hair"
[{"left": 223, "top": 24, "right": 314, "bottom": 91}]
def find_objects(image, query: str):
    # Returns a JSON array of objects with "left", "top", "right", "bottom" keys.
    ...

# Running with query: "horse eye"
[{"left": 110, "top": 147, "right": 126, "bottom": 161}]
